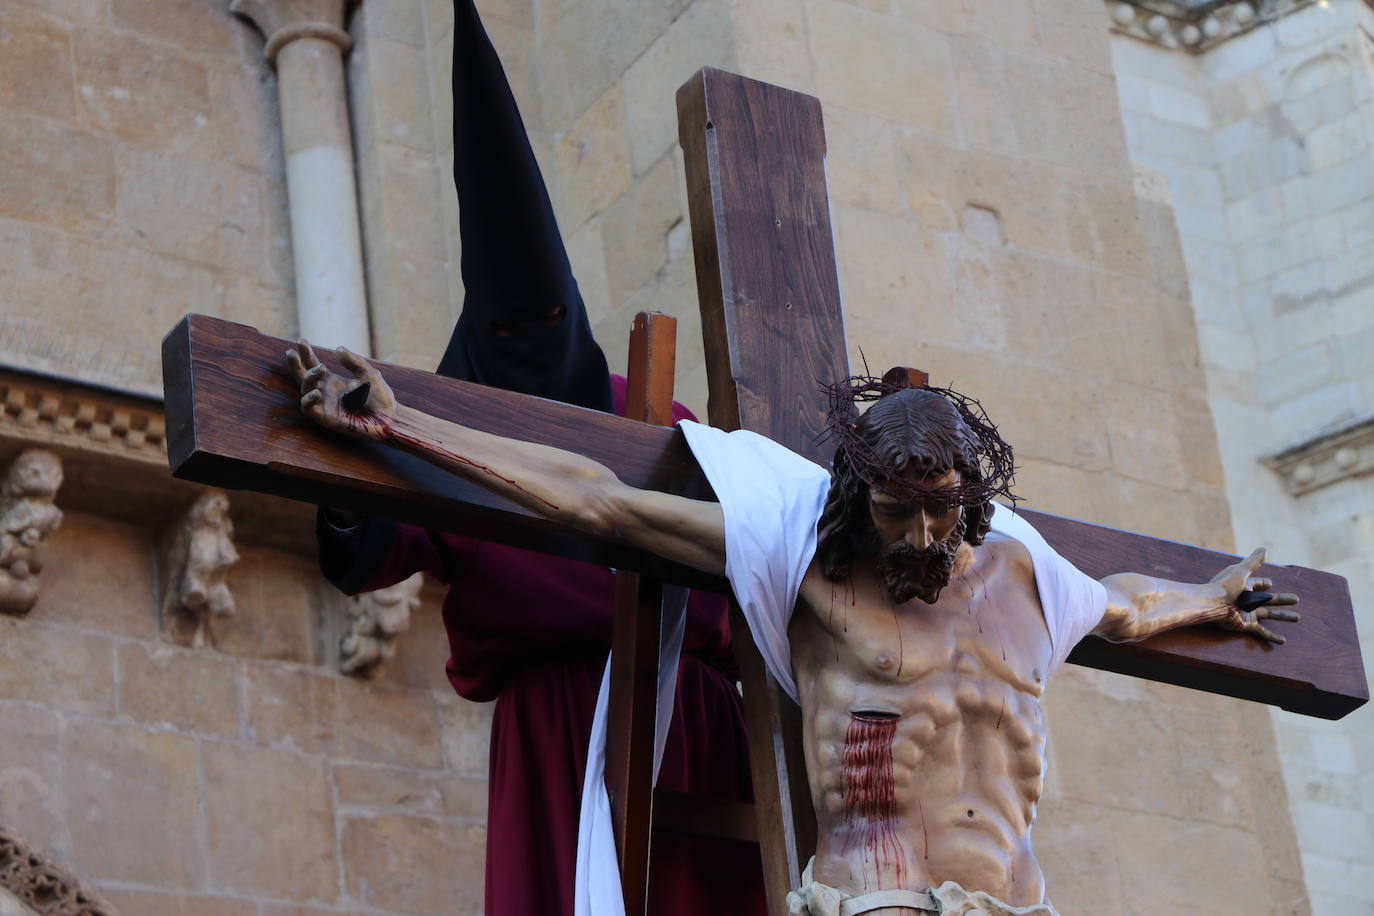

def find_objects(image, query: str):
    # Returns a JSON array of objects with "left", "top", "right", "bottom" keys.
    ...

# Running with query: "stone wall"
[
  {"left": 0, "top": 1, "right": 495, "bottom": 912},
  {"left": 0, "top": 0, "right": 298, "bottom": 395},
  {"left": 1109, "top": 2, "right": 1374, "bottom": 910},
  {"left": 0, "top": 0, "right": 1327, "bottom": 913}
]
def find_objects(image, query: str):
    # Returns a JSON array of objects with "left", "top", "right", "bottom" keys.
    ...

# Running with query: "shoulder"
[{"left": 980, "top": 536, "right": 1035, "bottom": 585}]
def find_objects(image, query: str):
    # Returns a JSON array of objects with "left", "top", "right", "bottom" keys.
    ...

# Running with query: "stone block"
[
  {"left": 354, "top": 0, "right": 428, "bottom": 47},
  {"left": 203, "top": 742, "right": 338, "bottom": 901},
  {"left": 117, "top": 146, "right": 267, "bottom": 278},
  {"left": 728, "top": 0, "right": 815, "bottom": 93},
  {"left": 963, "top": 155, "right": 1074, "bottom": 259},
  {"left": 101, "top": 891, "right": 258, "bottom": 916},
  {"left": 564, "top": 220, "right": 613, "bottom": 327},
  {"left": 552, "top": 83, "right": 633, "bottom": 231},
  {"left": 1148, "top": 80, "right": 1211, "bottom": 130},
  {"left": 117, "top": 642, "right": 240, "bottom": 737},
  {"left": 0, "top": 703, "right": 62, "bottom": 852},
  {"left": 535, "top": 0, "right": 683, "bottom": 129},
  {"left": 1030, "top": 799, "right": 1127, "bottom": 914},
  {"left": 1031, "top": 0, "right": 1115, "bottom": 73},
  {"left": 355, "top": 37, "right": 437, "bottom": 153},
  {"left": 437, "top": 691, "right": 496, "bottom": 777},
  {"left": 1045, "top": 675, "right": 1190, "bottom": 820},
  {"left": 1102, "top": 382, "right": 1190, "bottom": 490},
  {"left": 0, "top": 6, "right": 76, "bottom": 120},
  {"left": 208, "top": 54, "right": 283, "bottom": 175},
  {"left": 946, "top": 35, "right": 1018, "bottom": 154},
  {"left": 1002, "top": 57, "right": 1130, "bottom": 178},
  {"left": 623, "top": 0, "right": 734, "bottom": 175},
  {"left": 1201, "top": 23, "right": 1280, "bottom": 82},
  {"left": 895, "top": 129, "right": 961, "bottom": 232},
  {"left": 342, "top": 815, "right": 485, "bottom": 914},
  {"left": 73, "top": 28, "right": 214, "bottom": 155},
  {"left": 0, "top": 114, "right": 114, "bottom": 234},
  {"left": 28, "top": 512, "right": 156, "bottom": 639},
  {"left": 483, "top": 14, "right": 539, "bottom": 132},
  {"left": 376, "top": 583, "right": 454, "bottom": 692},
  {"left": 176, "top": 544, "right": 319, "bottom": 664},
  {"left": 112, "top": 0, "right": 246, "bottom": 57},
  {"left": 62, "top": 720, "right": 203, "bottom": 889},
  {"left": 1305, "top": 155, "right": 1374, "bottom": 217},
  {"left": 1006, "top": 460, "right": 1116, "bottom": 527},
  {"left": 0, "top": 619, "right": 113, "bottom": 716},
  {"left": 1109, "top": 808, "right": 1273, "bottom": 911},
  {"left": 833, "top": 204, "right": 949, "bottom": 340},
  {"left": 476, "top": 0, "right": 533, "bottom": 30},
  {"left": 334, "top": 763, "right": 488, "bottom": 821},
  {"left": 967, "top": 358, "right": 1111, "bottom": 473},
  {"left": 244, "top": 662, "right": 444, "bottom": 768},
  {"left": 808, "top": 0, "right": 955, "bottom": 135},
  {"left": 600, "top": 153, "right": 682, "bottom": 307}
]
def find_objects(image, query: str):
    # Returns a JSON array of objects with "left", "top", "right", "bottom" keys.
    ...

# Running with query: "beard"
[{"left": 872, "top": 511, "right": 967, "bottom": 605}]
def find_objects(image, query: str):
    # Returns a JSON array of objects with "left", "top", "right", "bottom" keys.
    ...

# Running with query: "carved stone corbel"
[
  {"left": 159, "top": 491, "right": 239, "bottom": 646},
  {"left": 0, "top": 825, "right": 117, "bottom": 915},
  {"left": 1106, "top": 0, "right": 1314, "bottom": 53},
  {"left": 339, "top": 571, "right": 422, "bottom": 678},
  {"left": 0, "top": 450, "right": 64, "bottom": 616}
]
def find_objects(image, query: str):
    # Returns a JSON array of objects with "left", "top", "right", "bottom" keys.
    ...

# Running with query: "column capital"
[{"left": 231, "top": 0, "right": 352, "bottom": 64}]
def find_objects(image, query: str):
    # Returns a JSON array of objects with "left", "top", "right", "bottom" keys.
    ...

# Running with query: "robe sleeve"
[{"left": 316, "top": 510, "right": 459, "bottom": 596}]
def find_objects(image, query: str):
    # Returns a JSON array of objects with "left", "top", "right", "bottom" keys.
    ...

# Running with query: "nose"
[{"left": 905, "top": 509, "right": 935, "bottom": 550}]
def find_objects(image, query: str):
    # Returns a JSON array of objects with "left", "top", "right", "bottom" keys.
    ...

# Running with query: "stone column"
[{"left": 232, "top": 0, "right": 372, "bottom": 355}]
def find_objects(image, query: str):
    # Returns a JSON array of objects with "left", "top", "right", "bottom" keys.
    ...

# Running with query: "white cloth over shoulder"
[{"left": 678, "top": 420, "right": 831, "bottom": 702}]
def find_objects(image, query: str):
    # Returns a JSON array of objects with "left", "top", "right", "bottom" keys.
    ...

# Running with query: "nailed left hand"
[{"left": 1210, "top": 548, "right": 1301, "bottom": 644}]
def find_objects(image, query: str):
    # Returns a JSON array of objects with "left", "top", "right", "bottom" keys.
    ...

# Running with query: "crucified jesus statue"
[{"left": 285, "top": 342, "right": 1299, "bottom": 916}]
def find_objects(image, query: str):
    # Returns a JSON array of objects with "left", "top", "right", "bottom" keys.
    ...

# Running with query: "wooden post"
[
  {"left": 605, "top": 312, "right": 678, "bottom": 915},
  {"left": 677, "top": 67, "right": 851, "bottom": 910}
]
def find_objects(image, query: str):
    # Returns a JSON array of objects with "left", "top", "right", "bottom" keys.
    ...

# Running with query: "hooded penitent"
[{"left": 436, "top": 0, "right": 612, "bottom": 412}]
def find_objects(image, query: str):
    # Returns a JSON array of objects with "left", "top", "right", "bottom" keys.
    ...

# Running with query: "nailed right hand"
[{"left": 285, "top": 340, "right": 397, "bottom": 442}]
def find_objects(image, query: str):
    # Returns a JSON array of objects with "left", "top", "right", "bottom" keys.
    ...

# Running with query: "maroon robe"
[{"left": 319, "top": 377, "right": 765, "bottom": 915}]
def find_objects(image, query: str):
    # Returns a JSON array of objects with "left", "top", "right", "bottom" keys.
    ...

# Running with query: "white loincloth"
[{"left": 574, "top": 421, "right": 1106, "bottom": 915}]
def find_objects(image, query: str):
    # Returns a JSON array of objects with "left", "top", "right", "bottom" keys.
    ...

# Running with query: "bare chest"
[{"left": 793, "top": 545, "right": 1054, "bottom": 696}]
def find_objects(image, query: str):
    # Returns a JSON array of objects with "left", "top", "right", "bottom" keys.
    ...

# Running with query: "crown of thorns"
[{"left": 819, "top": 372, "right": 1019, "bottom": 509}]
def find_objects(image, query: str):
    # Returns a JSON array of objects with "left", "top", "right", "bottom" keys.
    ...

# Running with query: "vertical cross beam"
[
  {"left": 605, "top": 312, "right": 678, "bottom": 915},
  {"left": 678, "top": 67, "right": 850, "bottom": 911}
]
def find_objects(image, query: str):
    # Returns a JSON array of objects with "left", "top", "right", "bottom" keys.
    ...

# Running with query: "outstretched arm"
[
  {"left": 1095, "top": 548, "right": 1300, "bottom": 644},
  {"left": 286, "top": 342, "right": 726, "bottom": 575}
]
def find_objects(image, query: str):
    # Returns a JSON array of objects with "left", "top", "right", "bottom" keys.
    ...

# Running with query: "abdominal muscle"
[{"left": 803, "top": 668, "right": 1049, "bottom": 907}]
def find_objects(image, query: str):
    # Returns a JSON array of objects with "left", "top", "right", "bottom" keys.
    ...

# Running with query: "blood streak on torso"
[{"left": 841, "top": 714, "right": 905, "bottom": 889}]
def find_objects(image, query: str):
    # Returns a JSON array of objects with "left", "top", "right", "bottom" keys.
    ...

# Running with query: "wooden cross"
[{"left": 162, "top": 68, "right": 1366, "bottom": 915}]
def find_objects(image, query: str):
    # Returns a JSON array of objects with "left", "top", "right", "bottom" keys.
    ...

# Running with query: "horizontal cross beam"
[{"left": 163, "top": 314, "right": 1367, "bottom": 720}]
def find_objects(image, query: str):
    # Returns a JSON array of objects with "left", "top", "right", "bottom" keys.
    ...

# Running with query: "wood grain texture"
[
  {"left": 679, "top": 66, "right": 847, "bottom": 908},
  {"left": 160, "top": 311, "right": 1366, "bottom": 721},
  {"left": 1023, "top": 508, "right": 1366, "bottom": 719},
  {"left": 161, "top": 313, "right": 724, "bottom": 591},
  {"left": 606, "top": 313, "right": 676, "bottom": 915}
]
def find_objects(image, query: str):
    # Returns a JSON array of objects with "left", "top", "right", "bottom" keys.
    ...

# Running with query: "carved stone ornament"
[
  {"left": 340, "top": 571, "right": 422, "bottom": 678},
  {"left": 0, "top": 375, "right": 166, "bottom": 464},
  {"left": 0, "top": 826, "right": 118, "bottom": 915},
  {"left": 1263, "top": 415, "right": 1374, "bottom": 496},
  {"left": 1106, "top": 0, "right": 1316, "bottom": 52},
  {"left": 230, "top": 0, "right": 351, "bottom": 64},
  {"left": 0, "top": 450, "right": 63, "bottom": 616},
  {"left": 160, "top": 490, "right": 239, "bottom": 644}
]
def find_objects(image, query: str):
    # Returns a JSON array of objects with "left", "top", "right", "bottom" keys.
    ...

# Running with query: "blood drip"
[
  {"left": 889, "top": 600, "right": 905, "bottom": 676},
  {"left": 392, "top": 428, "right": 560, "bottom": 511},
  {"left": 829, "top": 586, "right": 840, "bottom": 661},
  {"left": 842, "top": 715, "right": 907, "bottom": 888}
]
